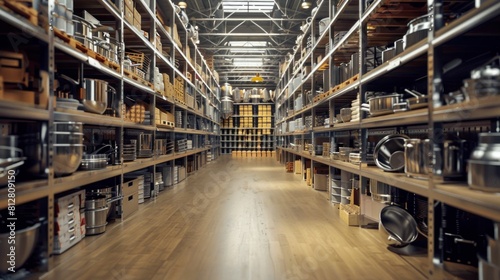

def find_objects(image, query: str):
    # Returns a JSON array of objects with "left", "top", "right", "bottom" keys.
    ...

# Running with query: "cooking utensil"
[
  {"left": 404, "top": 89, "right": 429, "bottom": 110},
  {"left": 81, "top": 78, "right": 112, "bottom": 114},
  {"left": 370, "top": 179, "right": 392, "bottom": 203},
  {"left": 380, "top": 205, "right": 423, "bottom": 247},
  {"left": 374, "top": 134, "right": 409, "bottom": 172},
  {"left": 442, "top": 139, "right": 468, "bottom": 178},
  {"left": 80, "top": 154, "right": 107, "bottom": 170},
  {"left": 403, "top": 14, "right": 430, "bottom": 50},
  {"left": 468, "top": 133, "right": 500, "bottom": 192},
  {"left": 85, "top": 193, "right": 108, "bottom": 235},
  {"left": 404, "top": 138, "right": 432, "bottom": 179},
  {"left": 362, "top": 93, "right": 402, "bottom": 116}
]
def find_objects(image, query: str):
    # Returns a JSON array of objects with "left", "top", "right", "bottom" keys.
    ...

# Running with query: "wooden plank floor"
[{"left": 43, "top": 156, "right": 427, "bottom": 280}]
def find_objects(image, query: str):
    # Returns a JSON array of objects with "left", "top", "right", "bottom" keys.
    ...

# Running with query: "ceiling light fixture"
[
  {"left": 251, "top": 73, "right": 264, "bottom": 82},
  {"left": 301, "top": 0, "right": 311, "bottom": 9},
  {"left": 179, "top": 1, "right": 187, "bottom": 9}
]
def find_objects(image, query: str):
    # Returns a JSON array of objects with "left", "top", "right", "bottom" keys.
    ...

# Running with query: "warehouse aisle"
[{"left": 44, "top": 156, "right": 426, "bottom": 280}]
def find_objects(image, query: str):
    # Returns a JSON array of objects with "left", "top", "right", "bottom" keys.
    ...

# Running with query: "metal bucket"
[{"left": 85, "top": 194, "right": 108, "bottom": 235}]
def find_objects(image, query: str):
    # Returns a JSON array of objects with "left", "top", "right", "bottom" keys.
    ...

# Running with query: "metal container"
[
  {"left": 404, "top": 138, "right": 432, "bottom": 179},
  {"left": 403, "top": 14, "right": 430, "bottom": 50},
  {"left": 81, "top": 78, "right": 110, "bottom": 114},
  {"left": 80, "top": 154, "right": 108, "bottom": 170},
  {"left": 443, "top": 139, "right": 468, "bottom": 178},
  {"left": 53, "top": 144, "right": 84, "bottom": 175},
  {"left": 85, "top": 194, "right": 108, "bottom": 235},
  {"left": 468, "top": 133, "right": 500, "bottom": 192},
  {"left": 221, "top": 96, "right": 233, "bottom": 119},
  {"left": 374, "top": 134, "right": 409, "bottom": 172},
  {"left": 395, "top": 39, "right": 404, "bottom": 55},
  {"left": 0, "top": 223, "right": 40, "bottom": 273},
  {"left": 364, "top": 94, "right": 402, "bottom": 116},
  {"left": 380, "top": 205, "right": 419, "bottom": 247}
]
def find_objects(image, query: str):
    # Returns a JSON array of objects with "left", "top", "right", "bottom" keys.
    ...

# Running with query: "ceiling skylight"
[
  {"left": 233, "top": 58, "right": 263, "bottom": 67},
  {"left": 222, "top": 0, "right": 275, "bottom": 13}
]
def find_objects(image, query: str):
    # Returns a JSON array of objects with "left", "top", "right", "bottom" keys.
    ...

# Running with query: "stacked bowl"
[{"left": 53, "top": 122, "right": 84, "bottom": 175}]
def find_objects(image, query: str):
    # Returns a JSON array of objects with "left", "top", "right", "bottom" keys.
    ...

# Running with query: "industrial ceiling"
[{"left": 179, "top": 0, "right": 323, "bottom": 89}]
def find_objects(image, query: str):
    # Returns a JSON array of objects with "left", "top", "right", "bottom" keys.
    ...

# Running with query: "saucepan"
[
  {"left": 404, "top": 89, "right": 428, "bottom": 110},
  {"left": 361, "top": 93, "right": 405, "bottom": 116}
]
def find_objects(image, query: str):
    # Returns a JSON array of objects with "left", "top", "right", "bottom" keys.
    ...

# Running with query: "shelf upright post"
[
  {"left": 428, "top": 0, "right": 445, "bottom": 278},
  {"left": 118, "top": 0, "right": 125, "bottom": 216},
  {"left": 46, "top": 0, "right": 56, "bottom": 266}
]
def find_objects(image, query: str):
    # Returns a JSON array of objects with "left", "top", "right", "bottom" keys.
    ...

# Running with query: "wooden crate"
[{"left": 339, "top": 204, "right": 361, "bottom": 226}]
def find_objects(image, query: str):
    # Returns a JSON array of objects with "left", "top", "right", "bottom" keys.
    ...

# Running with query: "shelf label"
[
  {"left": 387, "top": 58, "right": 401, "bottom": 71},
  {"left": 88, "top": 57, "right": 102, "bottom": 70}
]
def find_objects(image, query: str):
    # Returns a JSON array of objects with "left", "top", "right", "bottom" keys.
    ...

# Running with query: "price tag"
[{"left": 88, "top": 57, "right": 102, "bottom": 70}]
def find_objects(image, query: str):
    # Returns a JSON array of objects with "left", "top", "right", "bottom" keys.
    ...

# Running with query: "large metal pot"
[
  {"left": 85, "top": 194, "right": 108, "bottom": 235},
  {"left": 81, "top": 78, "right": 110, "bottom": 114},
  {"left": 404, "top": 138, "right": 432, "bottom": 179},
  {"left": 403, "top": 14, "right": 430, "bottom": 50},
  {"left": 370, "top": 179, "right": 392, "bottom": 203},
  {"left": 362, "top": 93, "right": 403, "bottom": 117},
  {"left": 468, "top": 133, "right": 500, "bottom": 192}
]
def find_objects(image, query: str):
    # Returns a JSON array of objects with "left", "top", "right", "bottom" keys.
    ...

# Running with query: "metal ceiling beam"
[
  {"left": 191, "top": 17, "right": 304, "bottom": 21},
  {"left": 212, "top": 54, "right": 283, "bottom": 57},
  {"left": 198, "top": 33, "right": 299, "bottom": 36},
  {"left": 199, "top": 46, "right": 291, "bottom": 50}
]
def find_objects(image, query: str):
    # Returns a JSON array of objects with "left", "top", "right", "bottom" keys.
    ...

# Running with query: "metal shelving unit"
[
  {"left": 275, "top": 0, "right": 500, "bottom": 278},
  {"left": 0, "top": 0, "right": 220, "bottom": 277}
]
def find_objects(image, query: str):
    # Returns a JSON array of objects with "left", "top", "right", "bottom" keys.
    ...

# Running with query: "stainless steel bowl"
[
  {"left": 82, "top": 79, "right": 109, "bottom": 114},
  {"left": 374, "top": 134, "right": 410, "bottom": 172},
  {"left": 53, "top": 144, "right": 84, "bottom": 175},
  {"left": 380, "top": 205, "right": 419, "bottom": 247},
  {"left": 0, "top": 223, "right": 40, "bottom": 273}
]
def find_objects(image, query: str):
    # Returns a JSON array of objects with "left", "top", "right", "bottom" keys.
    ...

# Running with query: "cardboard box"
[
  {"left": 156, "top": 33, "right": 162, "bottom": 52},
  {"left": 294, "top": 160, "right": 302, "bottom": 174},
  {"left": 122, "top": 193, "right": 138, "bottom": 220},
  {"left": 124, "top": 5, "right": 134, "bottom": 24},
  {"left": 133, "top": 8, "right": 141, "bottom": 24},
  {"left": 124, "top": 0, "right": 134, "bottom": 10},
  {"left": 339, "top": 204, "right": 361, "bottom": 226},
  {"left": 133, "top": 19, "right": 141, "bottom": 32},
  {"left": 122, "top": 177, "right": 141, "bottom": 196},
  {"left": 314, "top": 174, "right": 328, "bottom": 191}
]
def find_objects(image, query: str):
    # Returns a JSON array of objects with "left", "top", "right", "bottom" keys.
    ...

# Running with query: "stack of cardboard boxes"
[{"left": 124, "top": 0, "right": 141, "bottom": 31}]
